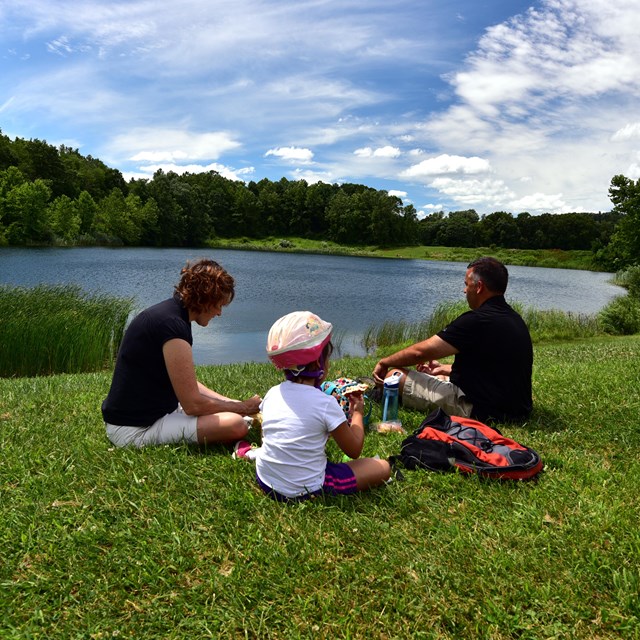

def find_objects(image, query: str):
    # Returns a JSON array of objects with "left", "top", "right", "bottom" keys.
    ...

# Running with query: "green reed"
[
  {"left": 363, "top": 299, "right": 606, "bottom": 354},
  {"left": 0, "top": 284, "right": 133, "bottom": 377}
]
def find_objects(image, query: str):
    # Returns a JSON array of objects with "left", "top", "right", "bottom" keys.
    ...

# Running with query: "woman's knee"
[{"left": 197, "top": 413, "right": 249, "bottom": 443}]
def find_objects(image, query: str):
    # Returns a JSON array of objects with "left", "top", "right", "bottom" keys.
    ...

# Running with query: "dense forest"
[{"left": 1, "top": 131, "right": 638, "bottom": 270}]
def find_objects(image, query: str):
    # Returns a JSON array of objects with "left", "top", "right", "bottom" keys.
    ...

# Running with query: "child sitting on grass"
[{"left": 239, "top": 311, "right": 391, "bottom": 502}]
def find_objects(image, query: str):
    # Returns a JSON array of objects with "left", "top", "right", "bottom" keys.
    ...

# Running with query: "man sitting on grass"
[{"left": 372, "top": 256, "right": 533, "bottom": 424}]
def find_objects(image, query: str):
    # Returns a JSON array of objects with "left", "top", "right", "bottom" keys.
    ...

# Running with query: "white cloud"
[
  {"left": 508, "top": 192, "right": 569, "bottom": 213},
  {"left": 265, "top": 146, "right": 314, "bottom": 163},
  {"left": 125, "top": 161, "right": 252, "bottom": 182},
  {"left": 109, "top": 129, "right": 241, "bottom": 162},
  {"left": 429, "top": 177, "right": 514, "bottom": 208},
  {"left": 291, "top": 168, "right": 334, "bottom": 184},
  {"left": 354, "top": 145, "right": 401, "bottom": 158},
  {"left": 612, "top": 123, "right": 640, "bottom": 142},
  {"left": 408, "top": 0, "right": 640, "bottom": 213},
  {"left": 402, "top": 154, "right": 491, "bottom": 178},
  {"left": 373, "top": 145, "right": 401, "bottom": 158},
  {"left": 417, "top": 203, "right": 443, "bottom": 219},
  {"left": 131, "top": 150, "right": 189, "bottom": 162},
  {"left": 388, "top": 190, "right": 407, "bottom": 198},
  {"left": 626, "top": 163, "right": 640, "bottom": 180}
]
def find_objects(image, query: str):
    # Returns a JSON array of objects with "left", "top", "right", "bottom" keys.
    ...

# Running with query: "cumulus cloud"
[
  {"left": 265, "top": 146, "right": 314, "bottom": 163},
  {"left": 626, "top": 163, "right": 640, "bottom": 180},
  {"left": 125, "top": 162, "right": 253, "bottom": 182},
  {"left": 354, "top": 145, "right": 401, "bottom": 158},
  {"left": 429, "top": 177, "right": 514, "bottom": 207},
  {"left": 291, "top": 167, "right": 334, "bottom": 184},
  {"left": 417, "top": 203, "right": 443, "bottom": 219},
  {"left": 612, "top": 123, "right": 640, "bottom": 142},
  {"left": 402, "top": 154, "right": 491, "bottom": 178},
  {"left": 131, "top": 150, "right": 189, "bottom": 162},
  {"left": 388, "top": 189, "right": 407, "bottom": 198},
  {"left": 413, "top": 0, "right": 640, "bottom": 212},
  {"left": 508, "top": 192, "right": 569, "bottom": 214},
  {"left": 110, "top": 129, "right": 241, "bottom": 162}
]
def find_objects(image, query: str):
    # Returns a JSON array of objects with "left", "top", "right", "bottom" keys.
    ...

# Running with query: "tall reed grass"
[
  {"left": 362, "top": 299, "right": 606, "bottom": 353},
  {"left": 0, "top": 285, "right": 133, "bottom": 377}
]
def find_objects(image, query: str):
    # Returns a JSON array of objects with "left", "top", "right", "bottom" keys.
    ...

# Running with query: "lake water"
[{"left": 0, "top": 247, "right": 624, "bottom": 365}]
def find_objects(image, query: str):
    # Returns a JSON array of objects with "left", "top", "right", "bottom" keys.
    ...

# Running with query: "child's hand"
[{"left": 348, "top": 392, "right": 364, "bottom": 414}]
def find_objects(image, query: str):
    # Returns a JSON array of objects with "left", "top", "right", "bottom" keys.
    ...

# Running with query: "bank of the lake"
[
  {"left": 0, "top": 246, "right": 624, "bottom": 366},
  {"left": 205, "top": 237, "right": 600, "bottom": 271}
]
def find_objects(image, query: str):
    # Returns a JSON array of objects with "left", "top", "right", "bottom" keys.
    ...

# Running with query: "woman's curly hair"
[{"left": 174, "top": 259, "right": 235, "bottom": 313}]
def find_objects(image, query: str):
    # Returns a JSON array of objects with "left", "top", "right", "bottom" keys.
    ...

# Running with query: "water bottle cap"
[{"left": 383, "top": 372, "right": 401, "bottom": 389}]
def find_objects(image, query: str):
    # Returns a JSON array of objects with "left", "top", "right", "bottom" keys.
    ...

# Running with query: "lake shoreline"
[
  {"left": 1, "top": 246, "right": 622, "bottom": 366},
  {"left": 204, "top": 238, "right": 603, "bottom": 271},
  {"left": 3, "top": 239, "right": 606, "bottom": 272}
]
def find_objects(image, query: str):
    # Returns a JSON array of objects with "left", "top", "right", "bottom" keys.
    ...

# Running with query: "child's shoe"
[{"left": 232, "top": 440, "right": 258, "bottom": 460}]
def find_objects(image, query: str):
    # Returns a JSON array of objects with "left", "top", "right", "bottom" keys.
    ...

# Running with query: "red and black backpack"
[{"left": 391, "top": 408, "right": 543, "bottom": 481}]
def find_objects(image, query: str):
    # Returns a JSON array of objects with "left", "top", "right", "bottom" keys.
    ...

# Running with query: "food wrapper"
[{"left": 371, "top": 421, "right": 406, "bottom": 434}]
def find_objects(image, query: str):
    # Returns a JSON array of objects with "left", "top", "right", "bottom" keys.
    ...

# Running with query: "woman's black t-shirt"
[{"left": 102, "top": 295, "right": 192, "bottom": 426}]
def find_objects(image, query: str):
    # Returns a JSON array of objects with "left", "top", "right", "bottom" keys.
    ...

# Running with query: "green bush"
[
  {"left": 599, "top": 294, "right": 640, "bottom": 335},
  {"left": 624, "top": 265, "right": 640, "bottom": 299}
]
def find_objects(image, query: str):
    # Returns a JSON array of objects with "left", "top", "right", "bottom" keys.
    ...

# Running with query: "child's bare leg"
[{"left": 347, "top": 457, "right": 391, "bottom": 491}]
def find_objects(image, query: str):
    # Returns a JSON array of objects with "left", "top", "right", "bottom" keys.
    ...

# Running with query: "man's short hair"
[{"left": 467, "top": 257, "right": 508, "bottom": 294}]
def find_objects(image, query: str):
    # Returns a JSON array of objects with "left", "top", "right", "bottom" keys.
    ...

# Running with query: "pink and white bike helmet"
[{"left": 266, "top": 311, "right": 333, "bottom": 372}]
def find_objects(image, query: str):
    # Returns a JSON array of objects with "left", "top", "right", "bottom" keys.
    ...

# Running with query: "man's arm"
[
  {"left": 373, "top": 335, "right": 458, "bottom": 384},
  {"left": 163, "top": 339, "right": 261, "bottom": 416}
]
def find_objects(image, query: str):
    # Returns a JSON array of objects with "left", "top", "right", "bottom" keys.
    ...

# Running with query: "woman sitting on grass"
[
  {"left": 102, "top": 258, "right": 261, "bottom": 448},
  {"left": 239, "top": 311, "right": 390, "bottom": 502}
]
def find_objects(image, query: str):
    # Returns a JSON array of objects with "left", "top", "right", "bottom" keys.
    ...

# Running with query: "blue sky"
[{"left": 2, "top": 0, "right": 640, "bottom": 216}]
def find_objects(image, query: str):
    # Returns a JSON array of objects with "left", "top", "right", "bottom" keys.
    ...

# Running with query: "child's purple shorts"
[{"left": 257, "top": 461, "right": 357, "bottom": 502}]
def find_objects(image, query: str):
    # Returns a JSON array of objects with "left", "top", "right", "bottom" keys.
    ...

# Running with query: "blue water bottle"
[{"left": 382, "top": 372, "right": 401, "bottom": 423}]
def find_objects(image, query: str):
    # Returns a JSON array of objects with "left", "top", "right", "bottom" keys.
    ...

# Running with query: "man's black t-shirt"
[
  {"left": 102, "top": 295, "right": 192, "bottom": 426},
  {"left": 437, "top": 295, "right": 533, "bottom": 423}
]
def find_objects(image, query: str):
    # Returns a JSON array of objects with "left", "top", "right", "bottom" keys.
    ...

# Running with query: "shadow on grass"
[{"left": 525, "top": 405, "right": 570, "bottom": 433}]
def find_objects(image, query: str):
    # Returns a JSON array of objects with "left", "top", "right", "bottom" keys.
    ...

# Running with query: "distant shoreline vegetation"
[{"left": 205, "top": 238, "right": 601, "bottom": 271}]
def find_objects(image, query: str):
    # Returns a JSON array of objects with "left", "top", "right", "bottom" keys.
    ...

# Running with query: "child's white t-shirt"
[{"left": 255, "top": 380, "right": 347, "bottom": 498}]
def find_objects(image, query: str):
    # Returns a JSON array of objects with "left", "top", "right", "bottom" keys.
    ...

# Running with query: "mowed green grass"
[{"left": 1, "top": 336, "right": 639, "bottom": 639}]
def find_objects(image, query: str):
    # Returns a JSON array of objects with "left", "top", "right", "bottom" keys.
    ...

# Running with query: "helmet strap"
[{"left": 284, "top": 353, "right": 326, "bottom": 388}]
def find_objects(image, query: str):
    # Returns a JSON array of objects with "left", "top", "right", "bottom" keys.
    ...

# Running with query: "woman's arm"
[
  {"left": 163, "top": 338, "right": 261, "bottom": 416},
  {"left": 197, "top": 381, "right": 235, "bottom": 402}
]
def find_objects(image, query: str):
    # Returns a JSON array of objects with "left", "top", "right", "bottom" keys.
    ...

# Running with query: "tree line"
[{"left": 0, "top": 131, "right": 638, "bottom": 269}]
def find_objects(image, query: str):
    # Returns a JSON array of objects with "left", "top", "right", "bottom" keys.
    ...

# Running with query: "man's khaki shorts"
[{"left": 402, "top": 370, "right": 473, "bottom": 417}]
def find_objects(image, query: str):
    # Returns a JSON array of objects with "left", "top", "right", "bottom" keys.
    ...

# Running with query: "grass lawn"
[{"left": 1, "top": 336, "right": 639, "bottom": 639}]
